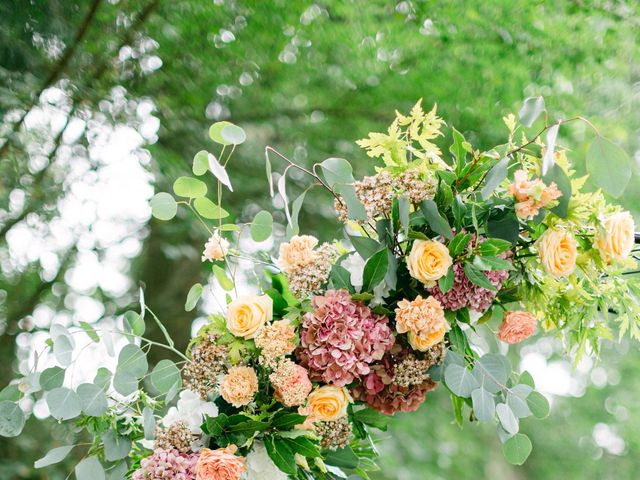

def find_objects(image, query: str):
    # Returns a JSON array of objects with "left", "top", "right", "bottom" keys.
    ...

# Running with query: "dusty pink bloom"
[
  {"left": 297, "top": 289, "right": 394, "bottom": 386},
  {"left": 351, "top": 349, "right": 437, "bottom": 415},
  {"left": 497, "top": 311, "right": 537, "bottom": 344},
  {"left": 509, "top": 169, "right": 563, "bottom": 220},
  {"left": 270, "top": 360, "right": 313, "bottom": 407},
  {"left": 195, "top": 446, "right": 246, "bottom": 480},
  {"left": 429, "top": 262, "right": 509, "bottom": 312},
  {"left": 133, "top": 448, "right": 198, "bottom": 480}
]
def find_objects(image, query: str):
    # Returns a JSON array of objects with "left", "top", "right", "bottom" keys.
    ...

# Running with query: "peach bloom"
[
  {"left": 195, "top": 446, "right": 246, "bottom": 480},
  {"left": 408, "top": 326, "right": 448, "bottom": 351},
  {"left": 394, "top": 295, "right": 447, "bottom": 336},
  {"left": 202, "top": 232, "right": 230, "bottom": 262},
  {"left": 497, "top": 310, "right": 537, "bottom": 344},
  {"left": 226, "top": 294, "right": 272, "bottom": 339},
  {"left": 219, "top": 366, "right": 258, "bottom": 407},
  {"left": 509, "top": 170, "right": 535, "bottom": 202},
  {"left": 278, "top": 235, "right": 318, "bottom": 273},
  {"left": 595, "top": 211, "right": 635, "bottom": 263},
  {"left": 515, "top": 199, "right": 540, "bottom": 220},
  {"left": 407, "top": 240, "right": 453, "bottom": 287},
  {"left": 537, "top": 229, "right": 577, "bottom": 278},
  {"left": 539, "top": 182, "right": 562, "bottom": 206},
  {"left": 270, "top": 360, "right": 313, "bottom": 407},
  {"left": 254, "top": 320, "right": 297, "bottom": 361},
  {"left": 302, "top": 385, "right": 351, "bottom": 423}
]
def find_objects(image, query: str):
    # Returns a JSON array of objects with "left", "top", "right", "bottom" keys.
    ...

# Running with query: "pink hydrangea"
[
  {"left": 351, "top": 350, "right": 437, "bottom": 415},
  {"left": 428, "top": 262, "right": 509, "bottom": 312},
  {"left": 133, "top": 448, "right": 198, "bottom": 480},
  {"left": 297, "top": 289, "right": 394, "bottom": 386}
]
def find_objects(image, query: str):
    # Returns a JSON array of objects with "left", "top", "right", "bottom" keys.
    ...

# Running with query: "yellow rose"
[
  {"left": 537, "top": 229, "right": 577, "bottom": 278},
  {"left": 305, "top": 385, "right": 351, "bottom": 422},
  {"left": 407, "top": 240, "right": 453, "bottom": 287},
  {"left": 226, "top": 294, "right": 272, "bottom": 339},
  {"left": 595, "top": 211, "right": 635, "bottom": 263},
  {"left": 408, "top": 326, "right": 447, "bottom": 351}
]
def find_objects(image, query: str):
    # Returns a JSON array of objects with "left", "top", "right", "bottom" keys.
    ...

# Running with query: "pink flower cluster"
[
  {"left": 351, "top": 351, "right": 437, "bottom": 415},
  {"left": 132, "top": 448, "right": 198, "bottom": 480},
  {"left": 298, "top": 289, "right": 394, "bottom": 386},
  {"left": 429, "top": 262, "right": 509, "bottom": 312}
]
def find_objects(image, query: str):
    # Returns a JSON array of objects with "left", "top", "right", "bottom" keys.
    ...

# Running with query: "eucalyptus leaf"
[
  {"left": 496, "top": 403, "right": 519, "bottom": 435},
  {"left": 471, "top": 388, "right": 495, "bottom": 422},
  {"left": 586, "top": 135, "right": 631, "bottom": 198},
  {"left": 123, "top": 311, "right": 145, "bottom": 337},
  {"left": 502, "top": 433, "right": 532, "bottom": 465},
  {"left": 541, "top": 123, "right": 559, "bottom": 176},
  {"left": 319, "top": 157, "right": 354, "bottom": 187},
  {"left": 46, "top": 387, "right": 81, "bottom": 421},
  {"left": 220, "top": 124, "right": 246, "bottom": 145},
  {"left": 34, "top": 445, "right": 75, "bottom": 468},
  {"left": 113, "top": 371, "right": 138, "bottom": 396},
  {"left": 192, "top": 150, "right": 209, "bottom": 176},
  {"left": 250, "top": 210, "right": 273, "bottom": 242},
  {"left": 0, "top": 401, "right": 25, "bottom": 437},
  {"left": 143, "top": 406, "right": 156, "bottom": 440},
  {"left": 75, "top": 456, "right": 105, "bottom": 480},
  {"left": 116, "top": 344, "right": 148, "bottom": 378},
  {"left": 77, "top": 383, "right": 108, "bottom": 417},
  {"left": 213, "top": 265, "right": 234, "bottom": 291},
  {"left": 518, "top": 96, "right": 545, "bottom": 128},
  {"left": 208, "top": 153, "right": 234, "bottom": 191},
  {"left": 472, "top": 354, "right": 509, "bottom": 394},
  {"left": 209, "top": 121, "right": 233, "bottom": 145},
  {"left": 53, "top": 334, "right": 73, "bottom": 367},
  {"left": 172, "top": 176, "right": 207, "bottom": 198},
  {"left": 185, "top": 283, "right": 203, "bottom": 312},
  {"left": 480, "top": 157, "right": 509, "bottom": 200},
  {"left": 444, "top": 364, "right": 478, "bottom": 398},
  {"left": 102, "top": 430, "right": 132, "bottom": 461},
  {"left": 194, "top": 197, "right": 229, "bottom": 219},
  {"left": 527, "top": 391, "right": 550, "bottom": 419},
  {"left": 150, "top": 360, "right": 182, "bottom": 394},
  {"left": 40, "top": 366, "right": 65, "bottom": 391},
  {"left": 150, "top": 192, "right": 177, "bottom": 221}
]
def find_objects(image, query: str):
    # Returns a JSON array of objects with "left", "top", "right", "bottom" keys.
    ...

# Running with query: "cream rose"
[
  {"left": 304, "top": 385, "right": 351, "bottom": 422},
  {"left": 537, "top": 229, "right": 577, "bottom": 278},
  {"left": 408, "top": 327, "right": 447, "bottom": 351},
  {"left": 595, "top": 211, "right": 635, "bottom": 263},
  {"left": 407, "top": 240, "right": 453, "bottom": 286},
  {"left": 226, "top": 294, "right": 272, "bottom": 339}
]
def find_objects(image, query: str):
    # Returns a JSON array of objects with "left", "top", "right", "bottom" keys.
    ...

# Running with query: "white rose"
[{"left": 162, "top": 389, "right": 218, "bottom": 434}]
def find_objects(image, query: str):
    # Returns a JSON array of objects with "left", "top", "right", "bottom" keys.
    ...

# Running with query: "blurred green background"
[{"left": 1, "top": 1, "right": 639, "bottom": 478}]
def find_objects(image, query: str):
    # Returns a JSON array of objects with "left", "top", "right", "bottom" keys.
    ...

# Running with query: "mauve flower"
[
  {"left": 498, "top": 310, "right": 537, "bottom": 344},
  {"left": 297, "top": 289, "right": 394, "bottom": 386},
  {"left": 351, "top": 349, "right": 437, "bottom": 415},
  {"left": 428, "top": 262, "right": 509, "bottom": 312},
  {"left": 132, "top": 448, "right": 198, "bottom": 480},
  {"left": 195, "top": 446, "right": 246, "bottom": 480}
]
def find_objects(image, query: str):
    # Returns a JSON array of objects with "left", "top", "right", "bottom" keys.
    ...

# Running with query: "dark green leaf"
[
  {"left": 271, "top": 412, "right": 306, "bottom": 430},
  {"left": 324, "top": 446, "right": 360, "bottom": 469},
  {"left": 353, "top": 408, "right": 389, "bottom": 431},
  {"left": 477, "top": 238, "right": 512, "bottom": 256},
  {"left": 264, "top": 436, "right": 298, "bottom": 475},
  {"left": 420, "top": 200, "right": 453, "bottom": 239},
  {"left": 448, "top": 232, "right": 471, "bottom": 257},
  {"left": 487, "top": 213, "right": 519, "bottom": 244},
  {"left": 481, "top": 157, "right": 508, "bottom": 200},
  {"left": 329, "top": 265, "right": 354, "bottom": 292},
  {"left": 281, "top": 437, "right": 321, "bottom": 458},
  {"left": 349, "top": 236, "right": 381, "bottom": 260},
  {"left": 438, "top": 267, "right": 455, "bottom": 294},
  {"left": 503, "top": 433, "right": 532, "bottom": 465},
  {"left": 472, "top": 256, "right": 515, "bottom": 271},
  {"left": 362, "top": 249, "right": 389, "bottom": 292},
  {"left": 463, "top": 263, "right": 497, "bottom": 291}
]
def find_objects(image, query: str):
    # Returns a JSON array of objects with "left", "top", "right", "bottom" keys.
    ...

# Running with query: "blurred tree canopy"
[{"left": 1, "top": 0, "right": 639, "bottom": 478}]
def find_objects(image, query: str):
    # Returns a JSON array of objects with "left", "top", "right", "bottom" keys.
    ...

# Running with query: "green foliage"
[{"left": 250, "top": 210, "right": 273, "bottom": 242}]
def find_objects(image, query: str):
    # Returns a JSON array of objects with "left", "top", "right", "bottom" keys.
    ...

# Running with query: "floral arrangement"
[{"left": 1, "top": 99, "right": 638, "bottom": 479}]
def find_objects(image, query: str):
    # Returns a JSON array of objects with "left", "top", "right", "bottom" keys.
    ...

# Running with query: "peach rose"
[
  {"left": 202, "top": 232, "right": 230, "bottom": 262},
  {"left": 302, "top": 385, "right": 351, "bottom": 422},
  {"left": 407, "top": 240, "right": 453, "bottom": 287},
  {"left": 408, "top": 326, "right": 447, "bottom": 351},
  {"left": 219, "top": 366, "right": 258, "bottom": 407},
  {"left": 595, "top": 211, "right": 635, "bottom": 263},
  {"left": 537, "top": 229, "right": 577, "bottom": 277},
  {"left": 395, "top": 295, "right": 447, "bottom": 335},
  {"left": 226, "top": 294, "right": 272, "bottom": 339},
  {"left": 515, "top": 199, "right": 540, "bottom": 220},
  {"left": 497, "top": 310, "right": 537, "bottom": 344},
  {"left": 195, "top": 446, "right": 246, "bottom": 480},
  {"left": 278, "top": 235, "right": 318, "bottom": 273}
]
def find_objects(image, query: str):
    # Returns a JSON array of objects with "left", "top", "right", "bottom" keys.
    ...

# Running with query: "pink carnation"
[
  {"left": 351, "top": 350, "right": 437, "bottom": 415},
  {"left": 271, "top": 360, "right": 313, "bottom": 407},
  {"left": 429, "top": 262, "right": 509, "bottom": 312},
  {"left": 498, "top": 310, "right": 537, "bottom": 344},
  {"left": 297, "top": 289, "right": 394, "bottom": 386},
  {"left": 133, "top": 448, "right": 198, "bottom": 480}
]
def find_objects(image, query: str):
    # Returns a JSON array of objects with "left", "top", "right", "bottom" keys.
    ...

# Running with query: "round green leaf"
[
  {"left": 586, "top": 136, "right": 631, "bottom": 198},
  {"left": 496, "top": 402, "right": 519, "bottom": 435},
  {"left": 220, "top": 124, "right": 246, "bottom": 145},
  {"left": 209, "top": 121, "right": 233, "bottom": 145},
  {"left": 46, "top": 387, "right": 81, "bottom": 421},
  {"left": 173, "top": 176, "right": 208, "bottom": 198},
  {"left": 150, "top": 360, "right": 182, "bottom": 394},
  {"left": 212, "top": 265, "right": 234, "bottom": 291},
  {"left": 77, "top": 383, "right": 108, "bottom": 417},
  {"left": 40, "top": 367, "right": 65, "bottom": 391},
  {"left": 75, "top": 456, "right": 105, "bottom": 480},
  {"left": 117, "top": 344, "right": 148, "bottom": 378},
  {"left": 34, "top": 445, "right": 75, "bottom": 468},
  {"left": 194, "top": 197, "right": 229, "bottom": 219},
  {"left": 185, "top": 283, "right": 203, "bottom": 312},
  {"left": 471, "top": 388, "right": 495, "bottom": 422},
  {"left": 143, "top": 406, "right": 156, "bottom": 440},
  {"left": 503, "top": 433, "right": 533, "bottom": 465},
  {"left": 113, "top": 370, "right": 138, "bottom": 396},
  {"left": 53, "top": 334, "right": 73, "bottom": 367},
  {"left": 123, "top": 311, "right": 145, "bottom": 337},
  {"left": 102, "top": 430, "right": 131, "bottom": 461},
  {"left": 0, "top": 401, "right": 25, "bottom": 437},
  {"left": 444, "top": 364, "right": 479, "bottom": 398},
  {"left": 150, "top": 192, "right": 178, "bottom": 221},
  {"left": 193, "top": 150, "right": 209, "bottom": 176},
  {"left": 250, "top": 210, "right": 273, "bottom": 242},
  {"left": 527, "top": 391, "right": 550, "bottom": 419},
  {"left": 94, "top": 368, "right": 112, "bottom": 390},
  {"left": 472, "top": 353, "right": 510, "bottom": 394}
]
